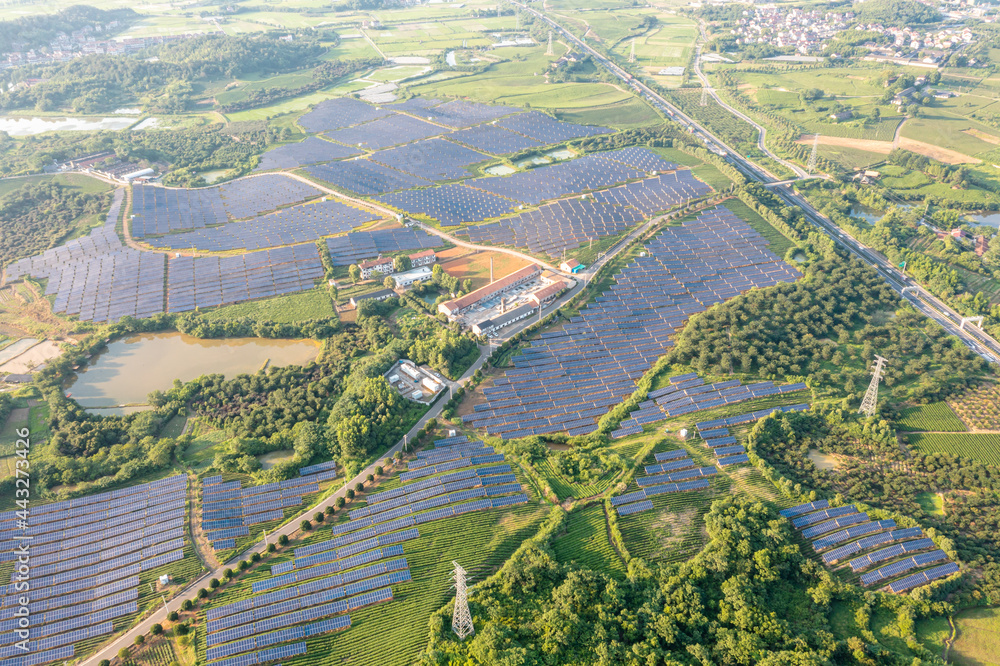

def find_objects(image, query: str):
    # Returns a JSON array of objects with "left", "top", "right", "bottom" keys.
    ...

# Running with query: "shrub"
[
  {"left": 209, "top": 578, "right": 220, "bottom": 589},
  {"left": 266, "top": 543, "right": 276, "bottom": 553},
  {"left": 151, "top": 624, "right": 163, "bottom": 635},
  {"left": 238, "top": 560, "right": 249, "bottom": 571},
  {"left": 301, "top": 520, "right": 312, "bottom": 531},
  {"left": 197, "top": 588, "right": 208, "bottom": 599},
  {"left": 335, "top": 497, "right": 345, "bottom": 509},
  {"left": 134, "top": 634, "right": 145, "bottom": 646},
  {"left": 366, "top": 473, "right": 375, "bottom": 483},
  {"left": 168, "top": 611, "right": 179, "bottom": 622},
  {"left": 99, "top": 660, "right": 110, "bottom": 666},
  {"left": 354, "top": 482, "right": 364, "bottom": 493},
  {"left": 278, "top": 535, "right": 289, "bottom": 546},
  {"left": 314, "top": 512, "right": 324, "bottom": 523},
  {"left": 325, "top": 505, "right": 334, "bottom": 515},
  {"left": 118, "top": 648, "right": 130, "bottom": 660},
  {"left": 181, "top": 599, "right": 193, "bottom": 611},
  {"left": 251, "top": 552, "right": 261, "bottom": 562},
  {"left": 223, "top": 568, "right": 234, "bottom": 579},
  {"left": 346, "top": 489, "right": 355, "bottom": 499},
  {"left": 175, "top": 623, "right": 189, "bottom": 636}
]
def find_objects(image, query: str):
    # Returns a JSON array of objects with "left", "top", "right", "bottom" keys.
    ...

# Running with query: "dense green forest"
[
  {"left": 853, "top": 0, "right": 942, "bottom": 27},
  {"left": 0, "top": 5, "right": 136, "bottom": 54},
  {"left": 0, "top": 33, "right": 328, "bottom": 113},
  {"left": 749, "top": 407, "right": 1000, "bottom": 606},
  {"left": 0, "top": 121, "right": 286, "bottom": 181},
  {"left": 422, "top": 497, "right": 949, "bottom": 665},
  {"left": 0, "top": 181, "right": 111, "bottom": 268},
  {"left": 667, "top": 257, "right": 988, "bottom": 402}
]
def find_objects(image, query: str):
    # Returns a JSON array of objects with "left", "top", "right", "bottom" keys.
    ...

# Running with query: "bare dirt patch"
[
  {"left": 964, "top": 128, "right": 1000, "bottom": 145},
  {"left": 439, "top": 248, "right": 532, "bottom": 291},
  {"left": 897, "top": 136, "right": 982, "bottom": 164},
  {"left": 651, "top": 506, "right": 696, "bottom": 556},
  {"left": 0, "top": 339, "right": 63, "bottom": 374},
  {"left": 798, "top": 134, "right": 894, "bottom": 154}
]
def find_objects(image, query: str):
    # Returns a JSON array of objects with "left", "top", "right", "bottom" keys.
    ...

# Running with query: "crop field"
[
  {"left": 127, "top": 637, "right": 179, "bottom": 666},
  {"left": 409, "top": 47, "right": 632, "bottom": 111},
  {"left": 551, "top": 503, "right": 626, "bottom": 577},
  {"left": 899, "top": 113, "right": 1000, "bottom": 159},
  {"left": 895, "top": 402, "right": 968, "bottom": 432},
  {"left": 799, "top": 117, "right": 902, "bottom": 142},
  {"left": 815, "top": 144, "right": 885, "bottom": 170},
  {"left": 670, "top": 90, "right": 759, "bottom": 153},
  {"left": 199, "top": 500, "right": 549, "bottom": 666},
  {"left": 908, "top": 432, "right": 1000, "bottom": 466},
  {"left": 949, "top": 383, "right": 1000, "bottom": 430},
  {"left": 556, "top": 97, "right": 662, "bottom": 129},
  {"left": 732, "top": 68, "right": 887, "bottom": 97},
  {"left": 200, "top": 287, "right": 335, "bottom": 322}
]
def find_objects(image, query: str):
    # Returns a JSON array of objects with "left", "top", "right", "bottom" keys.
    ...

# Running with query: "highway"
[{"left": 516, "top": 1, "right": 1000, "bottom": 365}]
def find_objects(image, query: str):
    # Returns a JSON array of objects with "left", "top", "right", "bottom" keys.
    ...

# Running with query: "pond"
[
  {"left": 849, "top": 205, "right": 883, "bottom": 224},
  {"left": 484, "top": 164, "right": 516, "bottom": 176},
  {"left": 66, "top": 332, "right": 321, "bottom": 408},
  {"left": 967, "top": 211, "right": 1000, "bottom": 229},
  {"left": 0, "top": 116, "right": 138, "bottom": 136}
]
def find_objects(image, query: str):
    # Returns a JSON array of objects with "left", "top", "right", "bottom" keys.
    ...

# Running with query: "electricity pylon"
[
  {"left": 546, "top": 31, "right": 554, "bottom": 56},
  {"left": 628, "top": 39, "right": 636, "bottom": 63},
  {"left": 807, "top": 133, "right": 819, "bottom": 173},
  {"left": 700, "top": 86, "right": 708, "bottom": 106},
  {"left": 451, "top": 562, "right": 475, "bottom": 640},
  {"left": 859, "top": 355, "right": 888, "bottom": 417}
]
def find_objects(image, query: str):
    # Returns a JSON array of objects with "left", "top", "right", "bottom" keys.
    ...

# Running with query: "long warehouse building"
[{"left": 438, "top": 264, "right": 540, "bottom": 317}]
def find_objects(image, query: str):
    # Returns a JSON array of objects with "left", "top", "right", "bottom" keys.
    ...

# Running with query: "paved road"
[
  {"left": 514, "top": 1, "right": 1000, "bottom": 366},
  {"left": 690, "top": 23, "right": 808, "bottom": 179},
  {"left": 78, "top": 168, "right": 701, "bottom": 666}
]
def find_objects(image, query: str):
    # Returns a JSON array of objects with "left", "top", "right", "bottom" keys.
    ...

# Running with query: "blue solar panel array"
[
  {"left": 165, "top": 245, "right": 324, "bottom": 313},
  {"left": 0, "top": 475, "right": 186, "bottom": 666},
  {"left": 144, "top": 199, "right": 378, "bottom": 252},
  {"left": 201, "top": 474, "right": 329, "bottom": 550},
  {"left": 325, "top": 114, "right": 445, "bottom": 150},
  {"left": 4, "top": 189, "right": 166, "bottom": 323},
  {"left": 378, "top": 182, "right": 520, "bottom": 227},
  {"left": 298, "top": 97, "right": 395, "bottom": 133},
  {"left": 370, "top": 138, "right": 488, "bottom": 181},
  {"left": 305, "top": 159, "right": 431, "bottom": 196},
  {"left": 131, "top": 175, "right": 323, "bottom": 237},
  {"left": 324, "top": 229, "right": 441, "bottom": 266},
  {"left": 464, "top": 207, "right": 802, "bottom": 439},
  {"left": 788, "top": 502, "right": 957, "bottom": 593},
  {"left": 495, "top": 110, "right": 612, "bottom": 143},
  {"left": 256, "top": 137, "right": 362, "bottom": 171}
]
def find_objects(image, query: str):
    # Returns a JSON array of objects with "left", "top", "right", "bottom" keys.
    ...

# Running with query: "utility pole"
[
  {"left": 859, "top": 355, "right": 888, "bottom": 418},
  {"left": 451, "top": 562, "right": 475, "bottom": 640}
]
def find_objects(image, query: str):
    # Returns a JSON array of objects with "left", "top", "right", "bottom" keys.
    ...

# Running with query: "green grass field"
[
  {"left": 900, "top": 113, "right": 1000, "bottom": 159},
  {"left": 908, "top": 432, "right": 1000, "bottom": 466},
  {"left": 915, "top": 491, "right": 945, "bottom": 518},
  {"left": 895, "top": 402, "right": 968, "bottom": 432},
  {"left": 200, "top": 287, "right": 334, "bottom": 322},
  {"left": 550, "top": 503, "right": 626, "bottom": 577},
  {"left": 949, "top": 607, "right": 1000, "bottom": 666},
  {"left": 555, "top": 97, "right": 661, "bottom": 129},
  {"left": 0, "top": 173, "right": 114, "bottom": 197}
]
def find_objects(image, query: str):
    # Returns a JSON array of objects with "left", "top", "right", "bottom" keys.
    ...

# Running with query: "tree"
[
  {"left": 384, "top": 276, "right": 396, "bottom": 290},
  {"left": 349, "top": 264, "right": 361, "bottom": 283},
  {"left": 118, "top": 649, "right": 130, "bottom": 660},
  {"left": 134, "top": 635, "right": 145, "bottom": 646},
  {"left": 151, "top": 624, "right": 163, "bottom": 635},
  {"left": 394, "top": 255, "right": 411, "bottom": 271},
  {"left": 300, "top": 519, "right": 312, "bottom": 531}
]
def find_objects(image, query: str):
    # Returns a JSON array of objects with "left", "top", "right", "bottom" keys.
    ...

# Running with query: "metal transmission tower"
[
  {"left": 628, "top": 39, "right": 636, "bottom": 63},
  {"left": 859, "top": 355, "right": 888, "bottom": 417},
  {"left": 546, "top": 31, "right": 554, "bottom": 56},
  {"left": 700, "top": 86, "right": 708, "bottom": 106},
  {"left": 451, "top": 562, "right": 475, "bottom": 640},
  {"left": 807, "top": 133, "right": 819, "bottom": 173}
]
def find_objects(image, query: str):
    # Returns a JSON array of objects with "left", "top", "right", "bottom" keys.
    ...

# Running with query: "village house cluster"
[
  {"left": 1, "top": 30, "right": 219, "bottom": 71},
  {"left": 731, "top": 6, "right": 853, "bottom": 53}
]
